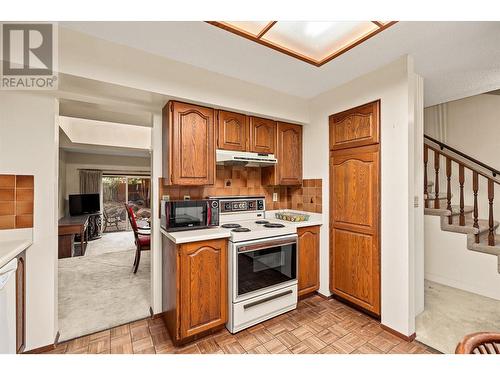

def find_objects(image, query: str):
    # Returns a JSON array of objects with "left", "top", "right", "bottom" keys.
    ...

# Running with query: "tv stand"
[{"left": 58, "top": 212, "right": 102, "bottom": 259}]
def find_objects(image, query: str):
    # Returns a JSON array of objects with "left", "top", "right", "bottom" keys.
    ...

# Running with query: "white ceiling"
[{"left": 61, "top": 21, "right": 500, "bottom": 106}]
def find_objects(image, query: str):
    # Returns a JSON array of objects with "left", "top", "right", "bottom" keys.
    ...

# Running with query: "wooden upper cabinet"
[
  {"left": 249, "top": 117, "right": 276, "bottom": 154},
  {"left": 297, "top": 226, "right": 320, "bottom": 297},
  {"left": 277, "top": 122, "right": 302, "bottom": 185},
  {"left": 163, "top": 101, "right": 215, "bottom": 185},
  {"left": 329, "top": 100, "right": 380, "bottom": 151},
  {"left": 217, "top": 110, "right": 249, "bottom": 151},
  {"left": 179, "top": 239, "right": 227, "bottom": 339}
]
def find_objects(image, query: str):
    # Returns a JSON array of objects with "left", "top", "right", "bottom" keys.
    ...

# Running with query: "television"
[{"left": 69, "top": 193, "right": 100, "bottom": 216}]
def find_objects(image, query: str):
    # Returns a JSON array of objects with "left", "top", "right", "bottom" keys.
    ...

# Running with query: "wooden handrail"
[
  {"left": 424, "top": 135, "right": 500, "bottom": 178},
  {"left": 424, "top": 137, "right": 498, "bottom": 246}
]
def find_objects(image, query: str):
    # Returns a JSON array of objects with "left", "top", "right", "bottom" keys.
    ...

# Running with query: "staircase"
[{"left": 424, "top": 135, "right": 500, "bottom": 273}]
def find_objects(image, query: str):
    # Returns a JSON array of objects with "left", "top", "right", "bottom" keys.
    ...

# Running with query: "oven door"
[{"left": 234, "top": 235, "right": 297, "bottom": 301}]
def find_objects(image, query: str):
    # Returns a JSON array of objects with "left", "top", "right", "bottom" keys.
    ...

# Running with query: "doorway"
[
  {"left": 102, "top": 175, "right": 151, "bottom": 233},
  {"left": 57, "top": 120, "right": 153, "bottom": 341}
]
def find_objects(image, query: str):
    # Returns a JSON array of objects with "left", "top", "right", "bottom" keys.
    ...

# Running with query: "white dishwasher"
[{"left": 0, "top": 258, "right": 17, "bottom": 354}]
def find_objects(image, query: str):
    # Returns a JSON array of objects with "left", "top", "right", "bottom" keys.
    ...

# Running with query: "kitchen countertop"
[
  {"left": 0, "top": 239, "right": 32, "bottom": 268},
  {"left": 160, "top": 210, "right": 322, "bottom": 244},
  {"left": 266, "top": 209, "right": 323, "bottom": 228},
  {"left": 160, "top": 227, "right": 231, "bottom": 244}
]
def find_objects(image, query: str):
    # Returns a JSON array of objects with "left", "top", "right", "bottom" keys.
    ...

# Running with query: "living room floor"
[
  {"left": 48, "top": 294, "right": 439, "bottom": 354},
  {"left": 58, "top": 231, "right": 150, "bottom": 341},
  {"left": 416, "top": 280, "right": 500, "bottom": 354}
]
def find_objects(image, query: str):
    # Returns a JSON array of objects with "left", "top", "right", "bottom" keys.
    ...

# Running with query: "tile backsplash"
[
  {"left": 0, "top": 174, "right": 34, "bottom": 230},
  {"left": 160, "top": 166, "right": 322, "bottom": 213}
]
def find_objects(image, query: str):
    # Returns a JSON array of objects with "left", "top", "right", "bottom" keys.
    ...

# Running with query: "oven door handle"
[
  {"left": 237, "top": 240, "right": 297, "bottom": 253},
  {"left": 243, "top": 290, "right": 293, "bottom": 310}
]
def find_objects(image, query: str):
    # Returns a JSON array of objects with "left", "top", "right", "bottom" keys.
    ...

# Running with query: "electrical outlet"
[
  {"left": 273, "top": 192, "right": 278, "bottom": 202},
  {"left": 183, "top": 195, "right": 190, "bottom": 201},
  {"left": 162, "top": 195, "right": 170, "bottom": 201}
]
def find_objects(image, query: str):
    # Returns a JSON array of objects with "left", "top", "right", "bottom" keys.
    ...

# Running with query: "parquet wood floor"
[{"left": 44, "top": 295, "right": 439, "bottom": 354}]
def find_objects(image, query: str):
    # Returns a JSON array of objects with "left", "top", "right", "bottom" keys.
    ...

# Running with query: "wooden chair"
[
  {"left": 125, "top": 204, "right": 150, "bottom": 273},
  {"left": 456, "top": 332, "right": 500, "bottom": 354}
]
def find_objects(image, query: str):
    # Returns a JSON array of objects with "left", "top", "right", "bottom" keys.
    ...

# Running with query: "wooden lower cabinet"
[
  {"left": 16, "top": 251, "right": 26, "bottom": 353},
  {"left": 297, "top": 226, "right": 320, "bottom": 297},
  {"left": 162, "top": 237, "right": 227, "bottom": 345}
]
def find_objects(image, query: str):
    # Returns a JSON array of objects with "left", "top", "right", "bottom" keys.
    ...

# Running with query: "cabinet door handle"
[{"left": 243, "top": 290, "right": 293, "bottom": 310}]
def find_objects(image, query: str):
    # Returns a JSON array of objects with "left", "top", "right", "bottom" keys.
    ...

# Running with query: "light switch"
[{"left": 273, "top": 192, "right": 278, "bottom": 202}]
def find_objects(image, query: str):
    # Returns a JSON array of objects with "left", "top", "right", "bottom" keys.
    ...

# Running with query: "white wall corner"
[{"left": 150, "top": 112, "right": 163, "bottom": 314}]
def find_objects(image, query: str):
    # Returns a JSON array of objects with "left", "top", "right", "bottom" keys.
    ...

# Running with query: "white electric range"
[{"left": 210, "top": 196, "right": 298, "bottom": 333}]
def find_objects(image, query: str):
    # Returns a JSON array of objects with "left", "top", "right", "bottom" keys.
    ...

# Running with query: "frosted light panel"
[
  {"left": 223, "top": 21, "right": 271, "bottom": 36},
  {"left": 262, "top": 21, "right": 378, "bottom": 61}
]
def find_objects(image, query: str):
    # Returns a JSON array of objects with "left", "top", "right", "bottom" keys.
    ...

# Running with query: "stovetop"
[
  {"left": 219, "top": 219, "right": 296, "bottom": 242},
  {"left": 212, "top": 195, "right": 296, "bottom": 242}
]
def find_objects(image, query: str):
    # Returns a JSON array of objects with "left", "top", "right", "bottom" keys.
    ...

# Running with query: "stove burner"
[
  {"left": 232, "top": 227, "right": 251, "bottom": 232},
  {"left": 255, "top": 220, "right": 269, "bottom": 224},
  {"left": 221, "top": 223, "right": 241, "bottom": 229},
  {"left": 264, "top": 223, "right": 285, "bottom": 228}
]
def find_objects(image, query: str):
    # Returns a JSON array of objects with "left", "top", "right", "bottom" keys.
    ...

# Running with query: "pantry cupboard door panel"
[{"left": 329, "top": 101, "right": 379, "bottom": 151}]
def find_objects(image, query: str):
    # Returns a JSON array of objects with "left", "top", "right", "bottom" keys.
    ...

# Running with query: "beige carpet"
[
  {"left": 58, "top": 249, "right": 150, "bottom": 341},
  {"left": 416, "top": 280, "right": 500, "bottom": 353},
  {"left": 85, "top": 231, "right": 137, "bottom": 256}
]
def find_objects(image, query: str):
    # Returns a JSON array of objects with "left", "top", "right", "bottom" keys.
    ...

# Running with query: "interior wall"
[
  {"left": 305, "top": 56, "right": 418, "bottom": 337},
  {"left": 58, "top": 27, "right": 309, "bottom": 125},
  {"left": 425, "top": 93, "right": 500, "bottom": 167},
  {"left": 425, "top": 215, "right": 500, "bottom": 300},
  {"left": 413, "top": 76, "right": 425, "bottom": 316},
  {"left": 0, "top": 92, "right": 59, "bottom": 350}
]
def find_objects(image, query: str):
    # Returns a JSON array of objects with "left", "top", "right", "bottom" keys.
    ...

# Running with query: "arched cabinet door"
[
  {"left": 164, "top": 101, "right": 215, "bottom": 185},
  {"left": 217, "top": 110, "right": 249, "bottom": 152},
  {"left": 277, "top": 122, "right": 303, "bottom": 185},
  {"left": 249, "top": 116, "right": 276, "bottom": 154},
  {"left": 179, "top": 239, "right": 227, "bottom": 338}
]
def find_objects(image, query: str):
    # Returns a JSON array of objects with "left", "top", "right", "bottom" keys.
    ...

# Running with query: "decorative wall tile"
[
  {"left": 159, "top": 169, "right": 322, "bottom": 214},
  {"left": 0, "top": 174, "right": 34, "bottom": 230}
]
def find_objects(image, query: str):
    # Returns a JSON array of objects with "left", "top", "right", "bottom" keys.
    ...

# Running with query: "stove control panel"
[{"left": 218, "top": 197, "right": 265, "bottom": 213}]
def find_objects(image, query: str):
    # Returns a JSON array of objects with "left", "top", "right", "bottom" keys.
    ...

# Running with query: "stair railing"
[{"left": 424, "top": 135, "right": 500, "bottom": 246}]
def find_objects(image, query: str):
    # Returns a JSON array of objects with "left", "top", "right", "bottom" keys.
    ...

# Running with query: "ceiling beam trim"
[{"left": 256, "top": 21, "right": 277, "bottom": 39}]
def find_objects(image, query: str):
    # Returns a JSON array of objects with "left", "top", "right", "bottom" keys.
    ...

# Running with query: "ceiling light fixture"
[
  {"left": 304, "top": 22, "right": 334, "bottom": 37},
  {"left": 207, "top": 21, "right": 397, "bottom": 67}
]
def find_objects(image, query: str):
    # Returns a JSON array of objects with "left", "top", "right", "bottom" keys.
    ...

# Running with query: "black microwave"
[{"left": 160, "top": 199, "right": 219, "bottom": 232}]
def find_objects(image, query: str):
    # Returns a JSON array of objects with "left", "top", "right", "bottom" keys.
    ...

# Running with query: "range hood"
[{"left": 216, "top": 149, "right": 277, "bottom": 167}]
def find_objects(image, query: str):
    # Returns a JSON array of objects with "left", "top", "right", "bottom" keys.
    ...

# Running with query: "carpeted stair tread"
[
  {"left": 424, "top": 205, "right": 473, "bottom": 217},
  {"left": 442, "top": 217, "right": 499, "bottom": 235}
]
